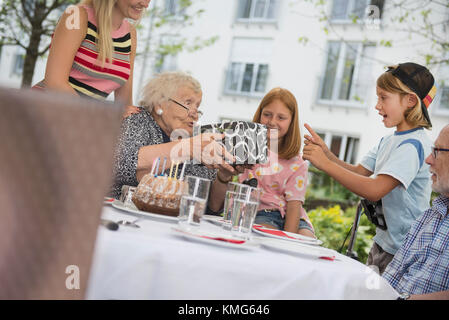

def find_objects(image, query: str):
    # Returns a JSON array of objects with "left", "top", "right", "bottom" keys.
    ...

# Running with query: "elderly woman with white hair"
[{"left": 110, "top": 71, "right": 240, "bottom": 212}]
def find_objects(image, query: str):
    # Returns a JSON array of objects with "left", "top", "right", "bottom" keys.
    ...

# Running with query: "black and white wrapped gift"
[{"left": 198, "top": 121, "right": 268, "bottom": 165}]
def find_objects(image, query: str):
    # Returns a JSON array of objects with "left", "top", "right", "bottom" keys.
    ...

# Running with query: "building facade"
[{"left": 0, "top": 0, "right": 448, "bottom": 163}]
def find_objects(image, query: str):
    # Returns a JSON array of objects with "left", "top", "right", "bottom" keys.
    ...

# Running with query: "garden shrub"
[{"left": 308, "top": 205, "right": 376, "bottom": 264}]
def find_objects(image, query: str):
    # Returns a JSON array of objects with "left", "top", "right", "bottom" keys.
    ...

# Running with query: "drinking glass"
[
  {"left": 221, "top": 182, "right": 250, "bottom": 230},
  {"left": 178, "top": 176, "right": 211, "bottom": 229},
  {"left": 230, "top": 187, "right": 261, "bottom": 239},
  {"left": 120, "top": 185, "right": 137, "bottom": 208},
  {"left": 222, "top": 191, "right": 238, "bottom": 231}
]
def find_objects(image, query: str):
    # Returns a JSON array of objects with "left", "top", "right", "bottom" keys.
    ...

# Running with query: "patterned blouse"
[
  {"left": 109, "top": 108, "right": 217, "bottom": 199},
  {"left": 238, "top": 150, "right": 311, "bottom": 227}
]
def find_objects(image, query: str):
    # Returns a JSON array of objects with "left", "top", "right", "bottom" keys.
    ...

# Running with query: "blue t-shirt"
[{"left": 360, "top": 127, "right": 432, "bottom": 255}]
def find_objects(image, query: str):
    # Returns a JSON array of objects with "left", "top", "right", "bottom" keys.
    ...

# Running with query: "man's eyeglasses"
[
  {"left": 431, "top": 146, "right": 449, "bottom": 158},
  {"left": 169, "top": 98, "right": 203, "bottom": 118}
]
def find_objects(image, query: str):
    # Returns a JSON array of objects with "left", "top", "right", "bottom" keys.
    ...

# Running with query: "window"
[
  {"left": 236, "top": 0, "right": 278, "bottom": 22},
  {"left": 154, "top": 35, "right": 179, "bottom": 73},
  {"left": 12, "top": 52, "right": 25, "bottom": 76},
  {"left": 226, "top": 62, "right": 268, "bottom": 94},
  {"left": 224, "top": 38, "right": 272, "bottom": 97},
  {"left": 165, "top": 0, "right": 186, "bottom": 17},
  {"left": 318, "top": 41, "right": 375, "bottom": 107},
  {"left": 331, "top": 0, "right": 384, "bottom": 22},
  {"left": 316, "top": 130, "right": 360, "bottom": 164}
]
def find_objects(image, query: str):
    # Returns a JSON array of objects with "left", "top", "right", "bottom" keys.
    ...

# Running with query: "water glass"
[
  {"left": 178, "top": 176, "right": 211, "bottom": 229},
  {"left": 231, "top": 187, "right": 261, "bottom": 239},
  {"left": 120, "top": 185, "right": 137, "bottom": 209},
  {"left": 222, "top": 182, "right": 250, "bottom": 230},
  {"left": 222, "top": 191, "right": 238, "bottom": 231},
  {"left": 227, "top": 182, "right": 251, "bottom": 195}
]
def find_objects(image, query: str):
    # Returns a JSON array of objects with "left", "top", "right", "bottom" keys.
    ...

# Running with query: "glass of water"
[
  {"left": 231, "top": 187, "right": 261, "bottom": 239},
  {"left": 222, "top": 191, "right": 238, "bottom": 231},
  {"left": 120, "top": 185, "right": 137, "bottom": 209},
  {"left": 222, "top": 182, "right": 251, "bottom": 229},
  {"left": 178, "top": 176, "right": 211, "bottom": 229}
]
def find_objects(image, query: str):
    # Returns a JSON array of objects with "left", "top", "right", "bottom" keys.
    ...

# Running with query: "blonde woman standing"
[{"left": 34, "top": 0, "right": 150, "bottom": 115}]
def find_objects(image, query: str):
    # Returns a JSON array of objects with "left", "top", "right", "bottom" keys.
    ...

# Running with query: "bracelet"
[{"left": 217, "top": 173, "right": 232, "bottom": 184}]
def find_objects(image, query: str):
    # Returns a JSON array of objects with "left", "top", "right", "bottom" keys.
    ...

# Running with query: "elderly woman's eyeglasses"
[
  {"left": 169, "top": 98, "right": 203, "bottom": 118},
  {"left": 431, "top": 146, "right": 449, "bottom": 158}
]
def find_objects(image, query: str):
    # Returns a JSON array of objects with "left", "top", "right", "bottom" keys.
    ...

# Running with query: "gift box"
[{"left": 199, "top": 121, "right": 268, "bottom": 165}]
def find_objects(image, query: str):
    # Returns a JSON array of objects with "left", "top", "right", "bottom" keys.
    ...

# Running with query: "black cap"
[{"left": 386, "top": 62, "right": 436, "bottom": 127}]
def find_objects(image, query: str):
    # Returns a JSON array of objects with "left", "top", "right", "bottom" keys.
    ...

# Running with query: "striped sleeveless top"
[{"left": 35, "top": 5, "right": 132, "bottom": 100}]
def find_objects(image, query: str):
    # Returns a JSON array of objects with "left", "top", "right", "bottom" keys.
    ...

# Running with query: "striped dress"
[{"left": 34, "top": 5, "right": 132, "bottom": 100}]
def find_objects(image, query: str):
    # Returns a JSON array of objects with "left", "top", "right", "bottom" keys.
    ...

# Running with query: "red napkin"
[
  {"left": 319, "top": 256, "right": 335, "bottom": 261},
  {"left": 253, "top": 226, "right": 298, "bottom": 240},
  {"left": 200, "top": 235, "right": 246, "bottom": 244}
]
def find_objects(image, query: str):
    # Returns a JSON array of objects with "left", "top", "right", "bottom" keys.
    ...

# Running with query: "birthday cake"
[{"left": 132, "top": 174, "right": 186, "bottom": 216}]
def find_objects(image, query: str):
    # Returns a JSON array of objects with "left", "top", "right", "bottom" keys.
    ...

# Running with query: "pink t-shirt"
[{"left": 239, "top": 150, "right": 311, "bottom": 226}]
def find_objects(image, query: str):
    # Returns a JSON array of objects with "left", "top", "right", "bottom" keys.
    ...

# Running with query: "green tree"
[
  {"left": 138, "top": 0, "right": 218, "bottom": 74},
  {"left": 0, "top": 0, "right": 78, "bottom": 87},
  {"left": 295, "top": 0, "right": 449, "bottom": 67},
  {"left": 0, "top": 0, "right": 218, "bottom": 88}
]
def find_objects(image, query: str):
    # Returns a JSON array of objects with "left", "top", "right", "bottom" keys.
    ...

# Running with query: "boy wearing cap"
[{"left": 303, "top": 62, "right": 436, "bottom": 274}]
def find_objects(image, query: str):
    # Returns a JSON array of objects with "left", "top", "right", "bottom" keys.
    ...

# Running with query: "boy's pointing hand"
[
  {"left": 304, "top": 123, "right": 332, "bottom": 160},
  {"left": 303, "top": 143, "right": 331, "bottom": 171}
]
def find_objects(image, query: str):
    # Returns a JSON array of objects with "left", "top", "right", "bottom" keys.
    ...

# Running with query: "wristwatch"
[{"left": 397, "top": 292, "right": 411, "bottom": 300}]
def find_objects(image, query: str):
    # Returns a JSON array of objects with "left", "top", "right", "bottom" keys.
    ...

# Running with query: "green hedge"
[{"left": 308, "top": 205, "right": 376, "bottom": 263}]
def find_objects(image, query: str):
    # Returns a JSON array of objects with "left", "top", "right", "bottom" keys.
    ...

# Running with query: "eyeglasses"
[
  {"left": 431, "top": 146, "right": 449, "bottom": 158},
  {"left": 169, "top": 98, "right": 203, "bottom": 118}
]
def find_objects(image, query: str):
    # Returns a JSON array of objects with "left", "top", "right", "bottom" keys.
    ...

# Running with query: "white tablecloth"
[{"left": 86, "top": 205, "right": 399, "bottom": 300}]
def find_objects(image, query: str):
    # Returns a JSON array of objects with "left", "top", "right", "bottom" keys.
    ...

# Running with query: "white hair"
[{"left": 139, "top": 71, "right": 202, "bottom": 112}]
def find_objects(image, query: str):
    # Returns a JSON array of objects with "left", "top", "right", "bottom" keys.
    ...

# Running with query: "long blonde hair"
[{"left": 81, "top": 0, "right": 116, "bottom": 67}]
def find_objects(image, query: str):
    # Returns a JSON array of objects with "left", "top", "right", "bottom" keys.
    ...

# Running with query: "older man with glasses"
[{"left": 382, "top": 124, "right": 449, "bottom": 300}]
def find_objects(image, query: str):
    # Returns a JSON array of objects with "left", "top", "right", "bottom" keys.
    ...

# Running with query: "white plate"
[
  {"left": 202, "top": 215, "right": 224, "bottom": 226},
  {"left": 171, "top": 226, "right": 258, "bottom": 250},
  {"left": 261, "top": 240, "right": 336, "bottom": 261},
  {"left": 111, "top": 199, "right": 178, "bottom": 223},
  {"left": 252, "top": 226, "right": 323, "bottom": 246}
]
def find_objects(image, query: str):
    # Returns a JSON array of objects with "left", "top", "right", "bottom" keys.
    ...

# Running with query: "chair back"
[{"left": 0, "top": 88, "right": 123, "bottom": 299}]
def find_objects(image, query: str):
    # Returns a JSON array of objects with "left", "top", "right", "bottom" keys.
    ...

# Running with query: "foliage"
[
  {"left": 137, "top": 0, "right": 219, "bottom": 71},
  {"left": 306, "top": 166, "right": 360, "bottom": 205},
  {"left": 431, "top": 191, "right": 440, "bottom": 204},
  {"left": 0, "top": 0, "right": 78, "bottom": 87},
  {"left": 296, "top": 0, "right": 449, "bottom": 67},
  {"left": 308, "top": 205, "right": 376, "bottom": 263},
  {"left": 0, "top": 0, "right": 218, "bottom": 87}
]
